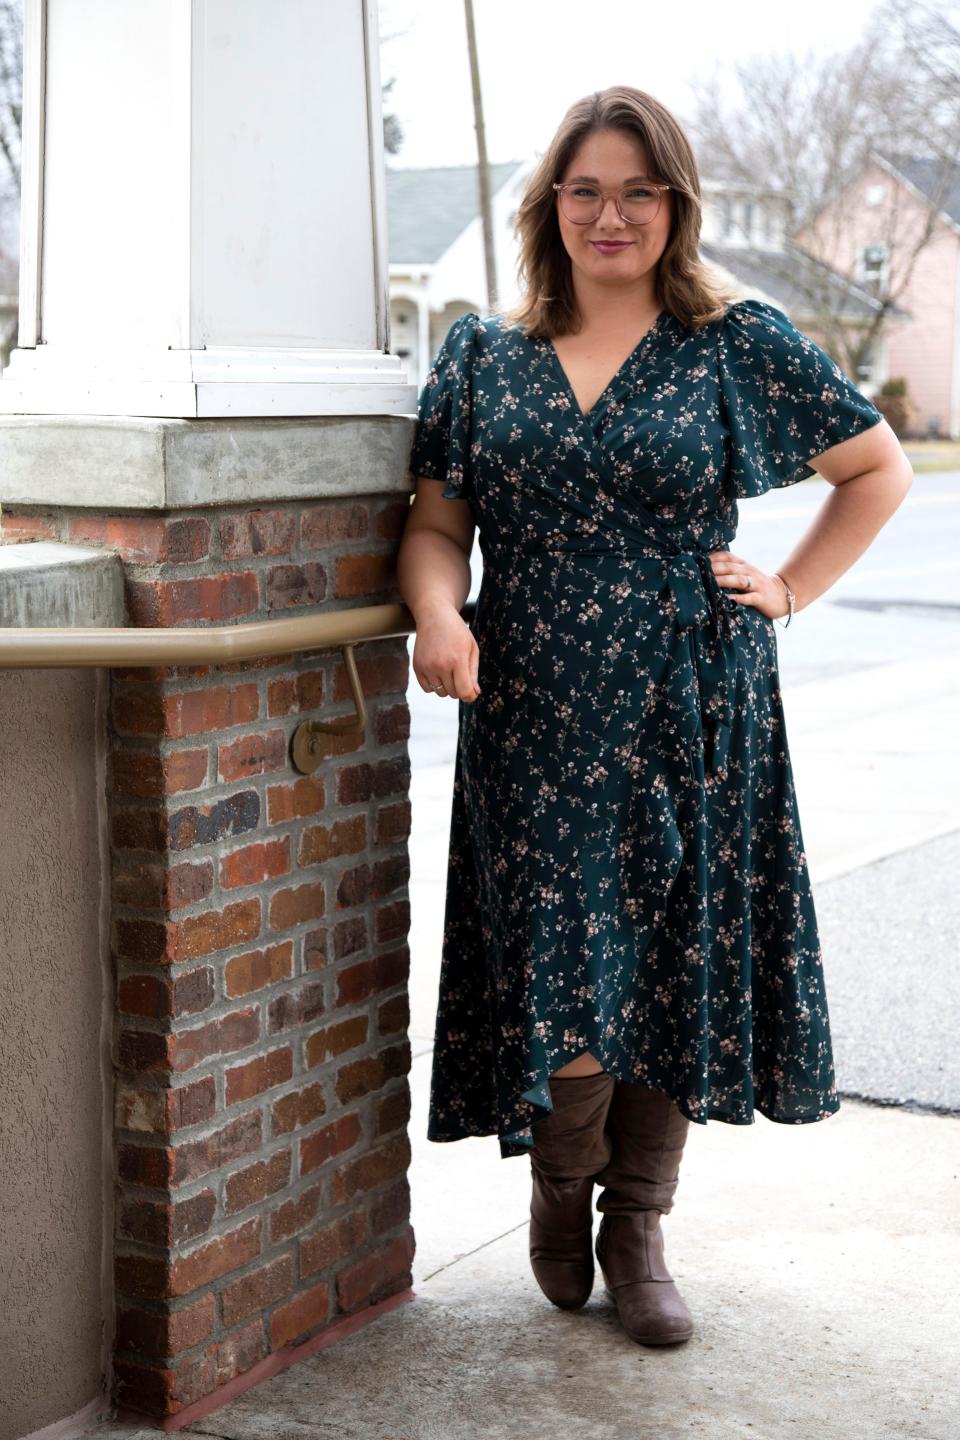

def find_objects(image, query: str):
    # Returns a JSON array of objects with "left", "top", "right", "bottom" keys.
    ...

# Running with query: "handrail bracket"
[{"left": 291, "top": 643, "right": 369, "bottom": 775}]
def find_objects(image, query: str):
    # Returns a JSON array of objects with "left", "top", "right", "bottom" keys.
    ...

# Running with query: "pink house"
[{"left": 796, "top": 149, "right": 960, "bottom": 439}]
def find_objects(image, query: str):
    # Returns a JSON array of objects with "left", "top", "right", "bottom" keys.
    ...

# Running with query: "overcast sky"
[{"left": 379, "top": 0, "right": 883, "bottom": 169}]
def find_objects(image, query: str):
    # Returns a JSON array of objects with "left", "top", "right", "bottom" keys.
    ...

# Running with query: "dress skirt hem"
[{"left": 426, "top": 1044, "right": 842, "bottom": 1160}]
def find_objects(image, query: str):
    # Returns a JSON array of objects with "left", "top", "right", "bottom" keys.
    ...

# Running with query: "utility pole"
[{"left": 463, "top": 0, "right": 497, "bottom": 312}]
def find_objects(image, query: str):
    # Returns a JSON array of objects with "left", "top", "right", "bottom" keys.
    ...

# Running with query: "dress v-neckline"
[{"left": 546, "top": 309, "right": 669, "bottom": 423}]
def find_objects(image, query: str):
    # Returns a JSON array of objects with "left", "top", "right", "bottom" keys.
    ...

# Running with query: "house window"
[
  {"left": 861, "top": 243, "right": 887, "bottom": 288},
  {"left": 718, "top": 197, "right": 732, "bottom": 239},
  {"left": 741, "top": 201, "right": 753, "bottom": 241},
  {"left": 865, "top": 184, "right": 886, "bottom": 207}
]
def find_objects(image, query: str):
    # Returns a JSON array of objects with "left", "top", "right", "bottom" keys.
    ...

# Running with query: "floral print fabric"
[{"left": 408, "top": 298, "right": 883, "bottom": 1159}]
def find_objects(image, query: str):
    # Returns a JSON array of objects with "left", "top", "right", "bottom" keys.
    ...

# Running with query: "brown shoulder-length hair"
[{"left": 500, "top": 86, "right": 740, "bottom": 338}]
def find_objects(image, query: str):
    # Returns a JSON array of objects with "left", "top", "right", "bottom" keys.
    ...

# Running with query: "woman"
[{"left": 396, "top": 86, "right": 912, "bottom": 1347}]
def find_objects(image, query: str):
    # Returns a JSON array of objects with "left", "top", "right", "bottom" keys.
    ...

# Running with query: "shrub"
[{"left": 874, "top": 376, "right": 914, "bottom": 437}]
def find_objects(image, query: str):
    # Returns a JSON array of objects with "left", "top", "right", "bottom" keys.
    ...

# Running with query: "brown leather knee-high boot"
[
  {"left": 528, "top": 1069, "right": 616, "bottom": 1310},
  {"left": 593, "top": 1081, "right": 694, "bottom": 1344}
]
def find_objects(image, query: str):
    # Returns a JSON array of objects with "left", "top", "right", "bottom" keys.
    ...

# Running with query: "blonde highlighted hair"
[{"left": 500, "top": 85, "right": 740, "bottom": 338}]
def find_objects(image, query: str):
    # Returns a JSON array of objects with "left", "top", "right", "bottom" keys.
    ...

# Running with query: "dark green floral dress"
[{"left": 407, "top": 298, "right": 883, "bottom": 1159}]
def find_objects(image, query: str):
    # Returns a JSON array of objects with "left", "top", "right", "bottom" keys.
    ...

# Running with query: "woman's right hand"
[{"left": 412, "top": 600, "right": 481, "bottom": 702}]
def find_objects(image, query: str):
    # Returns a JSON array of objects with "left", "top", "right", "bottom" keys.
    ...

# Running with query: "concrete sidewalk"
[
  {"left": 89, "top": 1080, "right": 959, "bottom": 1440},
  {"left": 83, "top": 648, "right": 960, "bottom": 1440},
  {"left": 783, "top": 654, "right": 960, "bottom": 884}
]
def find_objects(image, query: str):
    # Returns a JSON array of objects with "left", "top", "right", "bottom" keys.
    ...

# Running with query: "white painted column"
[{"left": 0, "top": 0, "right": 413, "bottom": 420}]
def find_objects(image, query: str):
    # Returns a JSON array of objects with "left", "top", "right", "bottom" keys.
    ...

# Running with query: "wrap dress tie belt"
[
  {"left": 583, "top": 539, "right": 740, "bottom": 963},
  {"left": 656, "top": 545, "right": 738, "bottom": 780},
  {"left": 487, "top": 534, "right": 739, "bottom": 781}
]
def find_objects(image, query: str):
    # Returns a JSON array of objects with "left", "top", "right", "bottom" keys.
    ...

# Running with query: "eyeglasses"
[{"left": 552, "top": 180, "right": 672, "bottom": 226}]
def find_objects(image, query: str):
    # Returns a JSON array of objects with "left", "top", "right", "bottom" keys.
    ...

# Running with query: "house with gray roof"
[{"left": 386, "top": 159, "right": 889, "bottom": 402}]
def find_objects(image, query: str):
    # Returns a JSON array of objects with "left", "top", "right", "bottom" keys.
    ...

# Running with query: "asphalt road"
[
  {"left": 817, "top": 826, "right": 960, "bottom": 1116},
  {"left": 734, "top": 467, "right": 960, "bottom": 687}
]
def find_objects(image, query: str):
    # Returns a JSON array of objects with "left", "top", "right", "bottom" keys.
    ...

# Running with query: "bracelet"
[{"left": 773, "top": 571, "right": 796, "bottom": 627}]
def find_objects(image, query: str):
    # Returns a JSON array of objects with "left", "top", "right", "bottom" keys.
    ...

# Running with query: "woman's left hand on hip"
[{"left": 709, "top": 550, "right": 790, "bottom": 621}]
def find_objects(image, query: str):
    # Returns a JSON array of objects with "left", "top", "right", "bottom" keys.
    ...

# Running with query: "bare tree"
[
  {"left": 382, "top": 73, "right": 404, "bottom": 156},
  {"left": 0, "top": 0, "right": 21, "bottom": 190},
  {"left": 0, "top": 0, "right": 20, "bottom": 369},
  {"left": 684, "top": 0, "right": 960, "bottom": 379},
  {"left": 878, "top": 0, "right": 960, "bottom": 150},
  {"left": 376, "top": 2, "right": 409, "bottom": 157}
]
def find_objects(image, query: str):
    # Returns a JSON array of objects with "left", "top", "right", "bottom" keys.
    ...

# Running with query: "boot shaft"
[
  {"left": 594, "top": 1080, "right": 691, "bottom": 1215},
  {"left": 529, "top": 1069, "right": 616, "bottom": 1179}
]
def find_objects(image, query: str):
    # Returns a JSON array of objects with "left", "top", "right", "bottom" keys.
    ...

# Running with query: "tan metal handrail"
[
  {"left": 0, "top": 600, "right": 476, "bottom": 774},
  {"left": 0, "top": 604, "right": 421, "bottom": 668}
]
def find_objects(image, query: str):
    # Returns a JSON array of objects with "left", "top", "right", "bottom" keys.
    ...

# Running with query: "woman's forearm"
[
  {"left": 397, "top": 527, "right": 472, "bottom": 622},
  {"left": 775, "top": 464, "right": 914, "bottom": 613}
]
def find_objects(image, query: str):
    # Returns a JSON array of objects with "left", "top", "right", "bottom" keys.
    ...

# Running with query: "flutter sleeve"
[
  {"left": 718, "top": 297, "right": 883, "bottom": 498},
  {"left": 408, "top": 310, "right": 479, "bottom": 501}
]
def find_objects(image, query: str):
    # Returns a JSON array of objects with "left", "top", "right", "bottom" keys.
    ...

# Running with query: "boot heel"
[{"left": 597, "top": 1213, "right": 694, "bottom": 1344}]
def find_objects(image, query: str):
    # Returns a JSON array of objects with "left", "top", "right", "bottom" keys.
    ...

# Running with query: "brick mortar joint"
[
  {"left": 114, "top": 1146, "right": 409, "bottom": 1267},
  {"left": 114, "top": 1214, "right": 413, "bottom": 1320},
  {"left": 114, "top": 1052, "right": 409, "bottom": 1140}
]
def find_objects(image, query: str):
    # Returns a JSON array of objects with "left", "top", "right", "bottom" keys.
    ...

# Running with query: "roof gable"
[{"left": 386, "top": 160, "right": 527, "bottom": 264}]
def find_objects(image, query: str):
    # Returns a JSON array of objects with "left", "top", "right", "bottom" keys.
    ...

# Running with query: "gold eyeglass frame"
[{"left": 552, "top": 180, "right": 672, "bottom": 225}]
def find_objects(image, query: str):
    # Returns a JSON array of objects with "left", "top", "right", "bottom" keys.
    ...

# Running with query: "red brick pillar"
[{"left": 1, "top": 494, "right": 416, "bottom": 1420}]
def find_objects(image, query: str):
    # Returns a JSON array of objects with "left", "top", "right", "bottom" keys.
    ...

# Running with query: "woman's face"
[{"left": 555, "top": 128, "right": 673, "bottom": 297}]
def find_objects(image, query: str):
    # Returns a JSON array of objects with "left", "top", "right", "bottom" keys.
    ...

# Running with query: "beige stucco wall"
[{"left": 0, "top": 667, "right": 112, "bottom": 1439}]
